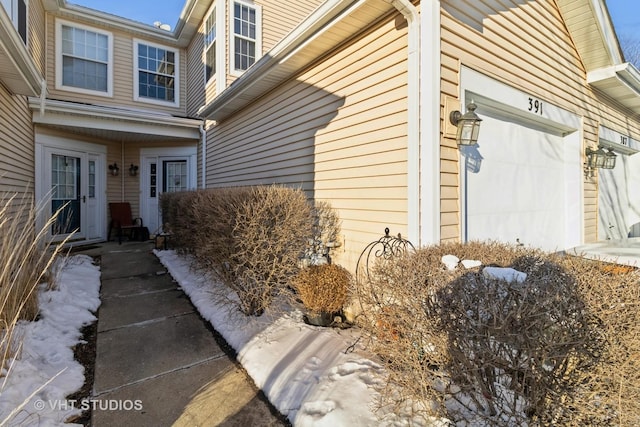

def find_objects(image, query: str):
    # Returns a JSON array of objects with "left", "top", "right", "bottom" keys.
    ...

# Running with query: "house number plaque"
[{"left": 528, "top": 97, "right": 543, "bottom": 115}]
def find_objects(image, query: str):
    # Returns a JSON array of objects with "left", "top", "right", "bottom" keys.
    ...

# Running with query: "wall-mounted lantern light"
[
  {"left": 129, "top": 164, "right": 139, "bottom": 176},
  {"left": 585, "top": 146, "right": 617, "bottom": 177},
  {"left": 603, "top": 148, "right": 617, "bottom": 169},
  {"left": 449, "top": 101, "right": 483, "bottom": 146},
  {"left": 109, "top": 163, "right": 119, "bottom": 176}
]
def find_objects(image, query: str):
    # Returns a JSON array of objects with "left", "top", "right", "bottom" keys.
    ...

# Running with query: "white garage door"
[
  {"left": 464, "top": 113, "right": 569, "bottom": 252},
  {"left": 599, "top": 154, "right": 640, "bottom": 239}
]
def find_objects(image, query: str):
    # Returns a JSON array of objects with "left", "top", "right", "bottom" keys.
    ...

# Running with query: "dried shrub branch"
[
  {"left": 161, "top": 185, "right": 312, "bottom": 316},
  {"left": 356, "top": 241, "right": 640, "bottom": 425}
]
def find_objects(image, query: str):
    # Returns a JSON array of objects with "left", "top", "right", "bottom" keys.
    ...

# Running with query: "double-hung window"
[
  {"left": 134, "top": 40, "right": 179, "bottom": 106},
  {"left": 204, "top": 6, "right": 216, "bottom": 82},
  {"left": 1, "top": 0, "right": 27, "bottom": 43},
  {"left": 56, "top": 20, "right": 112, "bottom": 96},
  {"left": 231, "top": 1, "right": 261, "bottom": 74}
]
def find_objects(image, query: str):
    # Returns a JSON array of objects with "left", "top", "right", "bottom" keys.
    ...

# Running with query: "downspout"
[
  {"left": 121, "top": 140, "right": 125, "bottom": 201},
  {"left": 384, "top": 0, "right": 420, "bottom": 244},
  {"left": 39, "top": 79, "right": 47, "bottom": 115},
  {"left": 199, "top": 124, "right": 206, "bottom": 189}
]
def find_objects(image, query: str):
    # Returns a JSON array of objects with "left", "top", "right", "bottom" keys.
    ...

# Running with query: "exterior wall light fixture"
[
  {"left": 585, "top": 146, "right": 617, "bottom": 177},
  {"left": 450, "top": 101, "right": 482, "bottom": 146},
  {"left": 129, "top": 164, "right": 139, "bottom": 176},
  {"left": 109, "top": 163, "right": 119, "bottom": 176}
]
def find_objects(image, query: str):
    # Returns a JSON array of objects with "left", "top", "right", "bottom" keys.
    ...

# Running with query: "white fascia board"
[
  {"left": 29, "top": 98, "right": 202, "bottom": 138},
  {"left": 0, "top": 7, "right": 43, "bottom": 96},
  {"left": 588, "top": 63, "right": 640, "bottom": 98},
  {"left": 197, "top": 0, "right": 364, "bottom": 119},
  {"left": 591, "top": 0, "right": 624, "bottom": 64}
]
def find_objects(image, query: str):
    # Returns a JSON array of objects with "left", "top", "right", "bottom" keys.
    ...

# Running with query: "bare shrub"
[
  {"left": 161, "top": 185, "right": 312, "bottom": 316},
  {"left": 356, "top": 241, "right": 639, "bottom": 425},
  {"left": 292, "top": 264, "right": 352, "bottom": 314}
]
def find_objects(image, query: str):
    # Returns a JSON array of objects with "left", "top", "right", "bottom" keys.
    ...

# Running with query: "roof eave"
[
  {"left": 0, "top": 7, "right": 43, "bottom": 96},
  {"left": 198, "top": 0, "right": 393, "bottom": 121},
  {"left": 588, "top": 63, "right": 640, "bottom": 114},
  {"left": 28, "top": 98, "right": 203, "bottom": 139}
]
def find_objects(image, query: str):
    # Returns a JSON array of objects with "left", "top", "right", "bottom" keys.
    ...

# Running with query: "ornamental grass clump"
[{"left": 293, "top": 264, "right": 352, "bottom": 316}]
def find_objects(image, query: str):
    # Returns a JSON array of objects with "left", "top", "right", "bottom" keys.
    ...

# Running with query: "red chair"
[{"left": 108, "top": 202, "right": 143, "bottom": 244}]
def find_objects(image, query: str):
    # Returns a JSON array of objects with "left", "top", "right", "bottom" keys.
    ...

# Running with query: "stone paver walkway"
[{"left": 81, "top": 241, "right": 287, "bottom": 426}]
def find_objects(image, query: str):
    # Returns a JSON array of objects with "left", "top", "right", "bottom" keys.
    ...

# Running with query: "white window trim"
[
  {"left": 203, "top": 3, "right": 217, "bottom": 84},
  {"left": 1, "top": 0, "right": 27, "bottom": 44},
  {"left": 55, "top": 19, "right": 114, "bottom": 97},
  {"left": 133, "top": 38, "right": 180, "bottom": 108},
  {"left": 229, "top": 0, "right": 262, "bottom": 77}
]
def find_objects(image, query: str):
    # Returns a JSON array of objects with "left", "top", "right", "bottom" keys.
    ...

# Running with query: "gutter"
[
  {"left": 200, "top": 124, "right": 207, "bottom": 189},
  {"left": 587, "top": 62, "right": 640, "bottom": 97}
]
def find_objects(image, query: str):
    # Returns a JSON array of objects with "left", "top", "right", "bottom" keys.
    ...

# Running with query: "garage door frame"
[{"left": 459, "top": 67, "right": 583, "bottom": 251}]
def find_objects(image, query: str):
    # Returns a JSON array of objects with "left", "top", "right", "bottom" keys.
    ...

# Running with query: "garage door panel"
[{"left": 465, "top": 115, "right": 566, "bottom": 251}]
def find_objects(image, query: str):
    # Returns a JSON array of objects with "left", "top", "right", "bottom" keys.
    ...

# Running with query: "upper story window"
[
  {"left": 231, "top": 1, "right": 261, "bottom": 75},
  {"left": 2, "top": 0, "right": 28, "bottom": 44},
  {"left": 204, "top": 6, "right": 216, "bottom": 81},
  {"left": 134, "top": 40, "right": 179, "bottom": 106},
  {"left": 55, "top": 20, "right": 113, "bottom": 97}
]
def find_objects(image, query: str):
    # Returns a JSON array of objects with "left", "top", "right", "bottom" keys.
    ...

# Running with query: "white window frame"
[
  {"left": 55, "top": 19, "right": 113, "bottom": 97},
  {"left": 133, "top": 38, "right": 180, "bottom": 107},
  {"left": 229, "top": 0, "right": 262, "bottom": 76},
  {"left": 1, "top": 0, "right": 27, "bottom": 44},
  {"left": 204, "top": 4, "right": 217, "bottom": 83}
]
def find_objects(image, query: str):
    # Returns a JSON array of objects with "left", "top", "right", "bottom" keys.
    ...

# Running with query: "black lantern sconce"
[
  {"left": 585, "top": 146, "right": 617, "bottom": 177},
  {"left": 450, "top": 101, "right": 483, "bottom": 146},
  {"left": 129, "top": 164, "right": 139, "bottom": 177},
  {"left": 109, "top": 163, "right": 119, "bottom": 176}
]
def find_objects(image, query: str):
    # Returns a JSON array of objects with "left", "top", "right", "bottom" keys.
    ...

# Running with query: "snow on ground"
[
  {"left": 155, "top": 249, "right": 435, "bottom": 426},
  {"left": 0, "top": 255, "right": 101, "bottom": 427}
]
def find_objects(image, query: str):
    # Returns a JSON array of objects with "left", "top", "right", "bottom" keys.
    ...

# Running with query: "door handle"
[{"left": 82, "top": 195, "right": 86, "bottom": 203}]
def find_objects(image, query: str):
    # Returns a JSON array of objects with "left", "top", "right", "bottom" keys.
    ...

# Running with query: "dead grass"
[{"left": 1, "top": 192, "right": 71, "bottom": 382}]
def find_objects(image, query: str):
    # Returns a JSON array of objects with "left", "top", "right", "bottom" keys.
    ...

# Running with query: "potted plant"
[{"left": 292, "top": 264, "right": 352, "bottom": 326}]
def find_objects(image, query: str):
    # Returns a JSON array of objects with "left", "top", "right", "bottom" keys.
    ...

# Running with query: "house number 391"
[{"left": 528, "top": 97, "right": 543, "bottom": 115}]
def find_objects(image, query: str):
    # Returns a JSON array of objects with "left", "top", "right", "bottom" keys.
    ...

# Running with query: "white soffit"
[
  {"left": 0, "top": 7, "right": 43, "bottom": 96},
  {"left": 557, "top": 0, "right": 640, "bottom": 115},
  {"left": 599, "top": 125, "right": 640, "bottom": 155}
]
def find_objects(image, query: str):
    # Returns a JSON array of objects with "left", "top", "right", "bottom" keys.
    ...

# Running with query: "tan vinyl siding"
[
  {"left": 186, "top": 23, "right": 206, "bottom": 116},
  {"left": 45, "top": 13, "right": 187, "bottom": 116},
  {"left": 28, "top": 0, "right": 46, "bottom": 74},
  {"left": 440, "top": 0, "right": 640, "bottom": 244},
  {"left": 259, "top": 0, "right": 324, "bottom": 52},
  {"left": 0, "top": 85, "right": 35, "bottom": 222},
  {"left": 221, "top": 0, "right": 323, "bottom": 91},
  {"left": 207, "top": 13, "right": 408, "bottom": 271}
]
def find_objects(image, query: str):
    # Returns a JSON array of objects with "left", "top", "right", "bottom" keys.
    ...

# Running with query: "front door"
[
  {"left": 44, "top": 147, "right": 105, "bottom": 241},
  {"left": 141, "top": 149, "right": 196, "bottom": 235}
]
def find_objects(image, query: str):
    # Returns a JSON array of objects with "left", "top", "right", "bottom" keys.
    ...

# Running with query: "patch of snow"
[
  {"left": 482, "top": 266, "right": 526, "bottom": 283},
  {"left": 0, "top": 255, "right": 101, "bottom": 426},
  {"left": 155, "top": 250, "right": 439, "bottom": 426},
  {"left": 441, "top": 255, "right": 459, "bottom": 270},
  {"left": 460, "top": 259, "right": 481, "bottom": 269}
]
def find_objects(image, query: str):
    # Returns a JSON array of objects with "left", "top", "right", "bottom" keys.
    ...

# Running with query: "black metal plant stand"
[{"left": 355, "top": 227, "right": 415, "bottom": 282}]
